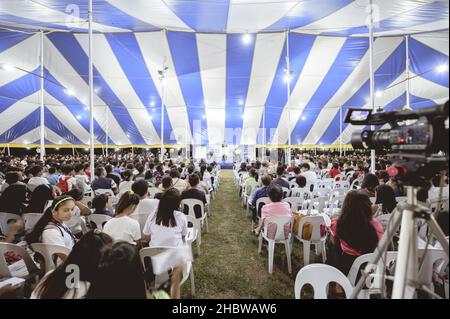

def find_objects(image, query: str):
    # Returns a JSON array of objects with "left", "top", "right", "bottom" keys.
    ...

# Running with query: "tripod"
[{"left": 351, "top": 186, "right": 449, "bottom": 299}]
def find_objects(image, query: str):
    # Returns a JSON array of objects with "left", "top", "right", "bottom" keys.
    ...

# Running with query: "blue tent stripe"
[
  {"left": 226, "top": 34, "right": 256, "bottom": 145},
  {"left": 47, "top": 32, "right": 147, "bottom": 145},
  {"left": 0, "top": 108, "right": 40, "bottom": 143},
  {"left": 265, "top": 0, "right": 352, "bottom": 32},
  {"left": 410, "top": 94, "right": 439, "bottom": 109},
  {"left": 164, "top": 0, "right": 230, "bottom": 33},
  {"left": 44, "top": 107, "right": 84, "bottom": 145},
  {"left": 318, "top": 39, "right": 406, "bottom": 145},
  {"left": 290, "top": 37, "right": 369, "bottom": 145},
  {"left": 166, "top": 31, "right": 208, "bottom": 145},
  {"left": 44, "top": 69, "right": 112, "bottom": 145},
  {"left": 105, "top": 33, "right": 174, "bottom": 144},
  {"left": 0, "top": 13, "right": 84, "bottom": 32},
  {"left": 327, "top": 1, "right": 449, "bottom": 36},
  {"left": 409, "top": 37, "right": 449, "bottom": 88},
  {"left": 0, "top": 31, "right": 32, "bottom": 54},
  {"left": 0, "top": 69, "right": 40, "bottom": 113}
]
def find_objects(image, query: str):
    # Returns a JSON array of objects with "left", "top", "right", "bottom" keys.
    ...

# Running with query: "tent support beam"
[
  {"left": 88, "top": 0, "right": 95, "bottom": 181},
  {"left": 39, "top": 30, "right": 45, "bottom": 162},
  {"left": 405, "top": 35, "right": 411, "bottom": 110},
  {"left": 286, "top": 30, "right": 292, "bottom": 165}
]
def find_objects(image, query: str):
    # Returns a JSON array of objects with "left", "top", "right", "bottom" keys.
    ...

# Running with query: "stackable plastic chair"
[{"left": 30, "top": 243, "right": 71, "bottom": 274}]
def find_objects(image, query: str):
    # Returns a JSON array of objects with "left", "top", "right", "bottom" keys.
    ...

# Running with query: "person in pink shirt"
[
  {"left": 327, "top": 190, "right": 384, "bottom": 275},
  {"left": 254, "top": 184, "right": 292, "bottom": 236}
]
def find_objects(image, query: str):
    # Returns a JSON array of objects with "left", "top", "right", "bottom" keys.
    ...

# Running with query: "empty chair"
[
  {"left": 295, "top": 215, "right": 329, "bottom": 266},
  {"left": 291, "top": 188, "right": 310, "bottom": 200},
  {"left": 139, "top": 246, "right": 195, "bottom": 297},
  {"left": 0, "top": 213, "right": 21, "bottom": 235},
  {"left": 181, "top": 199, "right": 208, "bottom": 233},
  {"left": 304, "top": 196, "right": 329, "bottom": 215},
  {"left": 0, "top": 243, "right": 40, "bottom": 280},
  {"left": 294, "top": 264, "right": 353, "bottom": 299},
  {"left": 282, "top": 197, "right": 305, "bottom": 212},
  {"left": 22, "top": 213, "right": 43, "bottom": 232},
  {"left": 88, "top": 214, "right": 112, "bottom": 231},
  {"left": 185, "top": 215, "right": 200, "bottom": 256},
  {"left": 30, "top": 243, "right": 71, "bottom": 274},
  {"left": 258, "top": 216, "right": 293, "bottom": 274}
]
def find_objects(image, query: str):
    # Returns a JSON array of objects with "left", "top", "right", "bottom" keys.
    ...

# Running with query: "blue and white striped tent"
[{"left": 0, "top": 0, "right": 448, "bottom": 148}]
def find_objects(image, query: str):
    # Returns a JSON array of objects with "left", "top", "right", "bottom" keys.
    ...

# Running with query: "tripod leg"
[{"left": 350, "top": 208, "right": 402, "bottom": 299}]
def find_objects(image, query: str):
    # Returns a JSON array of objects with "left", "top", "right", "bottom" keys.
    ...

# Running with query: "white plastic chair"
[
  {"left": 94, "top": 189, "right": 114, "bottom": 196},
  {"left": 333, "top": 180, "right": 350, "bottom": 189},
  {"left": 0, "top": 212, "right": 21, "bottom": 235},
  {"left": 88, "top": 214, "right": 112, "bottom": 231},
  {"left": 0, "top": 243, "right": 40, "bottom": 280},
  {"left": 291, "top": 187, "right": 310, "bottom": 200},
  {"left": 185, "top": 215, "right": 200, "bottom": 256},
  {"left": 350, "top": 179, "right": 361, "bottom": 190},
  {"left": 139, "top": 246, "right": 195, "bottom": 297},
  {"left": 22, "top": 213, "right": 43, "bottom": 232},
  {"left": 130, "top": 213, "right": 151, "bottom": 237},
  {"left": 81, "top": 196, "right": 94, "bottom": 208},
  {"left": 254, "top": 197, "right": 272, "bottom": 230},
  {"left": 281, "top": 187, "right": 291, "bottom": 198},
  {"left": 289, "top": 180, "right": 299, "bottom": 190},
  {"left": 295, "top": 215, "right": 329, "bottom": 266},
  {"left": 418, "top": 249, "right": 449, "bottom": 294},
  {"left": 258, "top": 216, "right": 293, "bottom": 274},
  {"left": 294, "top": 264, "right": 353, "bottom": 299},
  {"left": 181, "top": 199, "right": 208, "bottom": 233},
  {"left": 30, "top": 243, "right": 71, "bottom": 274},
  {"left": 282, "top": 197, "right": 305, "bottom": 212},
  {"left": 304, "top": 196, "right": 329, "bottom": 215}
]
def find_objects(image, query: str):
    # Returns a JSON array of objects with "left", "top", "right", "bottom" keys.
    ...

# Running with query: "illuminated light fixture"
[
  {"left": 241, "top": 114, "right": 245, "bottom": 120},
  {"left": 150, "top": 101, "right": 156, "bottom": 107},
  {"left": 94, "top": 87, "right": 101, "bottom": 94},
  {"left": 26, "top": 147, "right": 31, "bottom": 150},
  {"left": 145, "top": 148, "right": 150, "bottom": 151},
  {"left": 76, "top": 115, "right": 82, "bottom": 120},
  {"left": 115, "top": 148, "right": 120, "bottom": 152},
  {"left": 0, "top": 63, "right": 14, "bottom": 71},
  {"left": 238, "top": 99, "right": 244, "bottom": 106},
  {"left": 376, "top": 90, "right": 383, "bottom": 97},
  {"left": 283, "top": 69, "right": 293, "bottom": 83},
  {"left": 55, "top": 148, "right": 60, "bottom": 150},
  {"left": 202, "top": 115, "right": 206, "bottom": 120},
  {"left": 148, "top": 116, "right": 153, "bottom": 120},
  {"left": 436, "top": 64, "right": 449, "bottom": 73},
  {"left": 85, "top": 148, "right": 89, "bottom": 151},
  {"left": 65, "top": 88, "right": 75, "bottom": 96},
  {"left": 320, "top": 142, "right": 324, "bottom": 145},
  {"left": 301, "top": 116, "right": 307, "bottom": 121},
  {"left": 242, "top": 32, "right": 252, "bottom": 45},
  {"left": 84, "top": 106, "right": 89, "bottom": 111}
]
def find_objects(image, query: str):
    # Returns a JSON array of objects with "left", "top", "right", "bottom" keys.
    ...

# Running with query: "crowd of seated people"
[{"left": 0, "top": 153, "right": 221, "bottom": 299}]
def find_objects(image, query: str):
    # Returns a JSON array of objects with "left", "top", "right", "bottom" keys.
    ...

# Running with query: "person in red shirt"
[{"left": 328, "top": 163, "right": 341, "bottom": 179}]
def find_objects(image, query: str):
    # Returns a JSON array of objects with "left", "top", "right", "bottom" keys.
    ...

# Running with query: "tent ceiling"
[
  {"left": 0, "top": 30, "right": 448, "bottom": 147},
  {"left": 0, "top": 0, "right": 448, "bottom": 36}
]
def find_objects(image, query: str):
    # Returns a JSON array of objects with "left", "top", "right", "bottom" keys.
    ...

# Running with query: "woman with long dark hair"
[
  {"left": 142, "top": 188, "right": 187, "bottom": 247},
  {"left": 26, "top": 195, "right": 77, "bottom": 252},
  {"left": 361, "top": 173, "right": 380, "bottom": 197},
  {"left": 25, "top": 184, "right": 54, "bottom": 214},
  {"left": 374, "top": 184, "right": 398, "bottom": 216},
  {"left": 30, "top": 230, "right": 113, "bottom": 299},
  {"left": 102, "top": 191, "right": 141, "bottom": 245},
  {"left": 87, "top": 242, "right": 147, "bottom": 299},
  {"left": 327, "top": 191, "right": 384, "bottom": 275}
]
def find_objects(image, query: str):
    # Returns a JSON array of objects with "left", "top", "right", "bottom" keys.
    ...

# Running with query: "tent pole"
[
  {"left": 160, "top": 50, "right": 167, "bottom": 163},
  {"left": 262, "top": 107, "right": 266, "bottom": 162},
  {"left": 285, "top": 30, "right": 292, "bottom": 165},
  {"left": 340, "top": 105, "right": 343, "bottom": 157},
  {"left": 405, "top": 35, "right": 411, "bottom": 110},
  {"left": 7, "top": 144, "right": 10, "bottom": 156},
  {"left": 369, "top": 0, "right": 376, "bottom": 174},
  {"left": 39, "top": 30, "right": 45, "bottom": 162},
  {"left": 105, "top": 108, "right": 109, "bottom": 157},
  {"left": 88, "top": 0, "right": 95, "bottom": 182}
]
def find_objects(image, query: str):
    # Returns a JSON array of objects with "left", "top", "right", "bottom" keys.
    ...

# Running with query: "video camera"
[{"left": 345, "top": 101, "right": 449, "bottom": 186}]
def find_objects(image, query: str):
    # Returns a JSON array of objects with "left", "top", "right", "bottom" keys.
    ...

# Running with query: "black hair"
[
  {"left": 161, "top": 176, "right": 173, "bottom": 190},
  {"left": 268, "top": 184, "right": 283, "bottom": 202},
  {"left": 155, "top": 188, "right": 181, "bottom": 228},
  {"left": 27, "top": 184, "right": 54, "bottom": 214},
  {"left": 295, "top": 175, "right": 307, "bottom": 188},
  {"left": 95, "top": 167, "right": 105, "bottom": 177},
  {"left": 65, "top": 188, "right": 83, "bottom": 201},
  {"left": 132, "top": 180, "right": 149, "bottom": 198},
  {"left": 300, "top": 163, "right": 310, "bottom": 171},
  {"left": 276, "top": 166, "right": 285, "bottom": 176},
  {"left": 361, "top": 173, "right": 380, "bottom": 194},
  {"left": 375, "top": 184, "right": 397, "bottom": 214},
  {"left": 87, "top": 242, "right": 147, "bottom": 299},
  {"left": 61, "top": 165, "right": 74, "bottom": 176},
  {"left": 261, "top": 175, "right": 272, "bottom": 187},
  {"left": 92, "top": 194, "right": 108, "bottom": 211},
  {"left": 30, "top": 165, "right": 43, "bottom": 177},
  {"left": 188, "top": 174, "right": 200, "bottom": 187},
  {"left": 115, "top": 191, "right": 140, "bottom": 216}
]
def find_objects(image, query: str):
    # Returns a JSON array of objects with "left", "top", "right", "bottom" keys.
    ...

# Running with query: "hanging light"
[
  {"left": 283, "top": 69, "right": 293, "bottom": 83},
  {"left": 242, "top": 32, "right": 252, "bottom": 45},
  {"left": 0, "top": 63, "right": 14, "bottom": 71},
  {"left": 76, "top": 115, "right": 82, "bottom": 120},
  {"left": 376, "top": 90, "right": 383, "bottom": 97},
  {"left": 301, "top": 116, "right": 306, "bottom": 121},
  {"left": 65, "top": 88, "right": 75, "bottom": 96},
  {"left": 436, "top": 64, "right": 449, "bottom": 73}
]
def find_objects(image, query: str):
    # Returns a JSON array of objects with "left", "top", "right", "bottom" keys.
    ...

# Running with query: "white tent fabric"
[{"left": 0, "top": 1, "right": 448, "bottom": 148}]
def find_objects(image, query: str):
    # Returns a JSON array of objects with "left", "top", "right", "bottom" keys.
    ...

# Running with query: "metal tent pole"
[
  {"left": 340, "top": 105, "right": 343, "bottom": 157},
  {"left": 39, "top": 30, "right": 45, "bottom": 162},
  {"left": 285, "top": 31, "right": 292, "bottom": 165},
  {"left": 262, "top": 107, "right": 266, "bottom": 162},
  {"left": 105, "top": 108, "right": 109, "bottom": 157},
  {"left": 369, "top": 0, "right": 376, "bottom": 174},
  {"left": 405, "top": 35, "right": 411, "bottom": 110},
  {"left": 88, "top": 0, "right": 95, "bottom": 181}
]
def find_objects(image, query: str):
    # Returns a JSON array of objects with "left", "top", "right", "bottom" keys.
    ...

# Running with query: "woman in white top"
[
  {"left": 26, "top": 195, "right": 78, "bottom": 254},
  {"left": 31, "top": 230, "right": 113, "bottom": 299},
  {"left": 118, "top": 170, "right": 135, "bottom": 196},
  {"left": 143, "top": 188, "right": 187, "bottom": 248},
  {"left": 103, "top": 191, "right": 142, "bottom": 246}
]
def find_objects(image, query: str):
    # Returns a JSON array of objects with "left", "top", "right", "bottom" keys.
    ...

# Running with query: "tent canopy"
[{"left": 0, "top": 1, "right": 448, "bottom": 148}]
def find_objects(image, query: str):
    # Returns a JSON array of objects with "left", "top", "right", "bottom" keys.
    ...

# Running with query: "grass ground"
[{"left": 182, "top": 170, "right": 319, "bottom": 299}]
